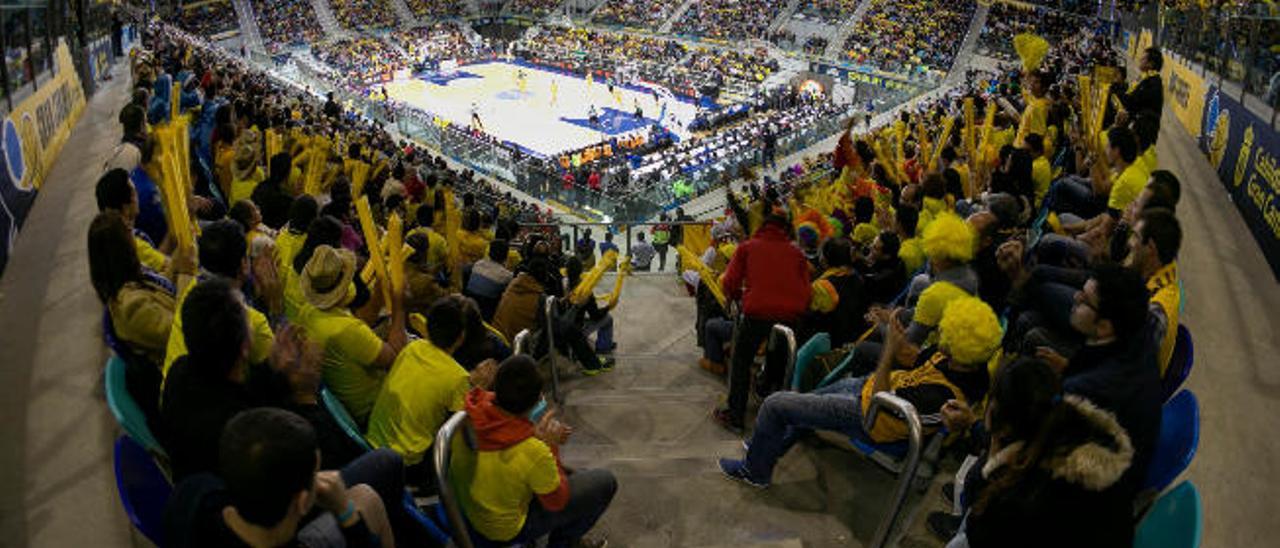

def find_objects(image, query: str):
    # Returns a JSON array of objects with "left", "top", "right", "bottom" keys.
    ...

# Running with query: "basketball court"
[{"left": 381, "top": 61, "right": 700, "bottom": 158}]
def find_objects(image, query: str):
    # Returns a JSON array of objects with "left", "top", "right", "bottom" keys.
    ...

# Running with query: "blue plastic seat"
[
  {"left": 320, "top": 386, "right": 373, "bottom": 452},
  {"left": 113, "top": 435, "right": 173, "bottom": 546},
  {"left": 1135, "top": 481, "right": 1202, "bottom": 548},
  {"left": 1162, "top": 324, "right": 1194, "bottom": 402},
  {"left": 1144, "top": 389, "right": 1200, "bottom": 494},
  {"left": 400, "top": 490, "right": 451, "bottom": 545},
  {"left": 104, "top": 355, "right": 167, "bottom": 458},
  {"left": 789, "top": 332, "right": 831, "bottom": 391}
]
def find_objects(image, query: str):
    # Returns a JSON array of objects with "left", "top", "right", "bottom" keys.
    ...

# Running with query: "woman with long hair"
[
  {"left": 950, "top": 357, "right": 1137, "bottom": 548},
  {"left": 88, "top": 211, "right": 189, "bottom": 365}
]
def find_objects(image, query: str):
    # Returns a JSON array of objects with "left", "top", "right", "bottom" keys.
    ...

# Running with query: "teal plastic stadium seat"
[
  {"left": 1135, "top": 480, "right": 1202, "bottom": 548},
  {"left": 321, "top": 386, "right": 373, "bottom": 452},
  {"left": 104, "top": 355, "right": 166, "bottom": 457},
  {"left": 790, "top": 332, "right": 831, "bottom": 390}
]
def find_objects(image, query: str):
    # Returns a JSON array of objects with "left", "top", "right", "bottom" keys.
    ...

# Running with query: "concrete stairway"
[
  {"left": 943, "top": 1, "right": 990, "bottom": 86},
  {"left": 769, "top": 0, "right": 807, "bottom": 34},
  {"left": 548, "top": 273, "right": 938, "bottom": 546},
  {"left": 387, "top": 0, "right": 424, "bottom": 28},
  {"left": 659, "top": 0, "right": 698, "bottom": 34},
  {"left": 309, "top": 0, "right": 354, "bottom": 40},
  {"left": 824, "top": 0, "right": 875, "bottom": 58},
  {"left": 230, "top": 0, "right": 267, "bottom": 55}
]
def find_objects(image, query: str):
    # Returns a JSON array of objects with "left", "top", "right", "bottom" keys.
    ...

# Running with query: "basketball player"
[
  {"left": 470, "top": 102, "right": 484, "bottom": 131},
  {"left": 550, "top": 79, "right": 559, "bottom": 107},
  {"left": 588, "top": 105, "right": 600, "bottom": 128}
]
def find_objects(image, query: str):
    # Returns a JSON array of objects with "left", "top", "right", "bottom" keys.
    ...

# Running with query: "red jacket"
[{"left": 719, "top": 222, "right": 812, "bottom": 321}]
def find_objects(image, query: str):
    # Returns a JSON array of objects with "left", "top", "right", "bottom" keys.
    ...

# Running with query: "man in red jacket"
[{"left": 714, "top": 212, "right": 812, "bottom": 433}]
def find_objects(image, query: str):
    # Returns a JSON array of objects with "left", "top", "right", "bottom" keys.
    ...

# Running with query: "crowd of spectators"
[
  {"left": 680, "top": 46, "right": 779, "bottom": 88},
  {"left": 333, "top": 0, "right": 399, "bottom": 30},
  {"left": 507, "top": 0, "right": 565, "bottom": 18},
  {"left": 842, "top": 0, "right": 976, "bottom": 77},
  {"left": 978, "top": 2, "right": 1100, "bottom": 61},
  {"left": 791, "top": 0, "right": 862, "bottom": 25},
  {"left": 179, "top": 0, "right": 238, "bottom": 38},
  {"left": 106, "top": 20, "right": 625, "bottom": 547},
  {"left": 252, "top": 0, "right": 324, "bottom": 53},
  {"left": 627, "top": 88, "right": 847, "bottom": 204},
  {"left": 685, "top": 35, "right": 1186, "bottom": 548},
  {"left": 670, "top": 0, "right": 788, "bottom": 41},
  {"left": 390, "top": 23, "right": 482, "bottom": 67},
  {"left": 515, "top": 26, "right": 695, "bottom": 95},
  {"left": 404, "top": 0, "right": 469, "bottom": 20},
  {"left": 313, "top": 37, "right": 408, "bottom": 84},
  {"left": 592, "top": 0, "right": 681, "bottom": 28}
]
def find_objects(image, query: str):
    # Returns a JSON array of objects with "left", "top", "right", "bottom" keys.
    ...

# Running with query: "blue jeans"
[
  {"left": 585, "top": 314, "right": 614, "bottom": 352},
  {"left": 704, "top": 317, "right": 734, "bottom": 364},
  {"left": 1044, "top": 176, "right": 1104, "bottom": 219},
  {"left": 742, "top": 377, "right": 868, "bottom": 481},
  {"left": 337, "top": 449, "right": 434, "bottom": 547}
]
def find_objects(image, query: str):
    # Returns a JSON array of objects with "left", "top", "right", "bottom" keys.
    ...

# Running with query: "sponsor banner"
[
  {"left": 1200, "top": 85, "right": 1280, "bottom": 280},
  {"left": 0, "top": 40, "right": 87, "bottom": 275},
  {"left": 1162, "top": 54, "right": 1208, "bottom": 138}
]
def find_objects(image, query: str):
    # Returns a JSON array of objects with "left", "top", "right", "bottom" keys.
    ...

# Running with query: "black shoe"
[
  {"left": 927, "top": 511, "right": 963, "bottom": 542},
  {"left": 712, "top": 408, "right": 744, "bottom": 435},
  {"left": 941, "top": 481, "right": 955, "bottom": 507}
]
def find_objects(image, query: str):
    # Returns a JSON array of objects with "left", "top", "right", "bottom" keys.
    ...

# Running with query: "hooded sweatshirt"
[
  {"left": 719, "top": 221, "right": 812, "bottom": 321},
  {"left": 462, "top": 388, "right": 569, "bottom": 542}
]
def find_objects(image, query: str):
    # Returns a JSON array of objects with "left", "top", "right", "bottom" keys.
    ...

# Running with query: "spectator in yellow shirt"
[
  {"left": 298, "top": 245, "right": 407, "bottom": 424},
  {"left": 462, "top": 356, "right": 616, "bottom": 547},
  {"left": 367, "top": 295, "right": 497, "bottom": 488}
]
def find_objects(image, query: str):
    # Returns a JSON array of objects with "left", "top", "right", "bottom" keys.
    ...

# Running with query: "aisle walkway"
[
  {"left": 0, "top": 64, "right": 137, "bottom": 546},
  {"left": 557, "top": 274, "right": 909, "bottom": 547}
]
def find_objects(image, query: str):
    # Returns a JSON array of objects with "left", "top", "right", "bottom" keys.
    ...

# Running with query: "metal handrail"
[
  {"left": 513, "top": 328, "right": 531, "bottom": 356},
  {"left": 862, "top": 392, "right": 925, "bottom": 548},
  {"left": 432, "top": 410, "right": 474, "bottom": 548},
  {"left": 771, "top": 324, "right": 797, "bottom": 393},
  {"left": 544, "top": 296, "right": 562, "bottom": 403}
]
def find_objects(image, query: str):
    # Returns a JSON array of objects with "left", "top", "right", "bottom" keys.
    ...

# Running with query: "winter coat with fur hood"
[{"left": 963, "top": 395, "right": 1138, "bottom": 548}]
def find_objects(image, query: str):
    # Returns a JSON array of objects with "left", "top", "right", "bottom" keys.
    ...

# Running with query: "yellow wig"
[
  {"left": 922, "top": 212, "right": 976, "bottom": 264},
  {"left": 939, "top": 296, "right": 1003, "bottom": 366}
]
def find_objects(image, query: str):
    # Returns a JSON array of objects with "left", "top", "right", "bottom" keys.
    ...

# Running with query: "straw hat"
[{"left": 301, "top": 245, "right": 357, "bottom": 310}]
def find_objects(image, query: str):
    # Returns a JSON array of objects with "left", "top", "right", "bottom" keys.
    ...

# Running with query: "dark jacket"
[
  {"left": 491, "top": 273, "right": 546, "bottom": 344},
  {"left": 1063, "top": 338, "right": 1163, "bottom": 497},
  {"left": 807, "top": 268, "right": 869, "bottom": 347},
  {"left": 965, "top": 395, "right": 1138, "bottom": 548},
  {"left": 1121, "top": 74, "right": 1163, "bottom": 125},
  {"left": 720, "top": 222, "right": 812, "bottom": 321},
  {"left": 862, "top": 255, "right": 908, "bottom": 306},
  {"left": 164, "top": 474, "right": 379, "bottom": 548}
]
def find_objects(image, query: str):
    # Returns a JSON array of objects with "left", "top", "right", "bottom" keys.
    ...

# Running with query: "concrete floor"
[{"left": 1, "top": 58, "right": 1279, "bottom": 547}]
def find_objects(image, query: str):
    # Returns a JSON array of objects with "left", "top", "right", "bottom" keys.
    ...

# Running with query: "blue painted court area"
[
  {"left": 416, "top": 70, "right": 482, "bottom": 86},
  {"left": 561, "top": 107, "right": 658, "bottom": 136}
]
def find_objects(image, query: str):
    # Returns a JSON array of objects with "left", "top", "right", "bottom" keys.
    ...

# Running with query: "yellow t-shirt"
[
  {"left": 1032, "top": 156, "right": 1053, "bottom": 206},
  {"left": 1148, "top": 262, "right": 1181, "bottom": 374},
  {"left": 1107, "top": 161, "right": 1151, "bottom": 212},
  {"left": 1016, "top": 95, "right": 1050, "bottom": 148},
  {"left": 230, "top": 167, "right": 265, "bottom": 205},
  {"left": 301, "top": 306, "right": 387, "bottom": 422},
  {"left": 275, "top": 230, "right": 307, "bottom": 273},
  {"left": 1138, "top": 146, "right": 1158, "bottom": 175},
  {"left": 163, "top": 278, "right": 275, "bottom": 381},
  {"left": 407, "top": 227, "right": 449, "bottom": 271},
  {"left": 136, "top": 235, "right": 168, "bottom": 273},
  {"left": 466, "top": 437, "right": 562, "bottom": 542},
  {"left": 365, "top": 340, "right": 470, "bottom": 465}
]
